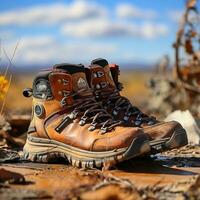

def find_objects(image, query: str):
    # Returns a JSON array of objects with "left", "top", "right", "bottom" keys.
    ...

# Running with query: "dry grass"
[
  {"left": 0, "top": 75, "right": 9, "bottom": 101},
  {"left": 120, "top": 70, "right": 152, "bottom": 104},
  {"left": 5, "top": 74, "right": 33, "bottom": 114}
]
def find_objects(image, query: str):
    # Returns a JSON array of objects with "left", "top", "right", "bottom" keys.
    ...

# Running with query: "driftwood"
[{"left": 174, "top": 0, "right": 200, "bottom": 93}]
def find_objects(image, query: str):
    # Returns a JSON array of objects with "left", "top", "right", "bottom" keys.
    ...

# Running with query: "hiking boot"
[
  {"left": 87, "top": 58, "right": 188, "bottom": 154},
  {"left": 22, "top": 63, "right": 150, "bottom": 168}
]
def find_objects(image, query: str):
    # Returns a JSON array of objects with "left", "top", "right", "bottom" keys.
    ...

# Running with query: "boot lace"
[
  {"left": 95, "top": 88, "right": 157, "bottom": 127},
  {"left": 60, "top": 88, "right": 121, "bottom": 133}
]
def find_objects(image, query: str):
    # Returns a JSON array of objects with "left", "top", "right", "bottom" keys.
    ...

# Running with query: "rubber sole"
[
  {"left": 23, "top": 133, "right": 150, "bottom": 168},
  {"left": 149, "top": 128, "right": 188, "bottom": 154}
]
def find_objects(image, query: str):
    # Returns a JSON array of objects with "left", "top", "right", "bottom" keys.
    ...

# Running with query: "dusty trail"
[{"left": 1, "top": 146, "right": 200, "bottom": 200}]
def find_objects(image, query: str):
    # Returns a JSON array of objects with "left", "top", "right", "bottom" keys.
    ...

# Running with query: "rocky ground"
[
  {"left": 1, "top": 114, "right": 200, "bottom": 199},
  {"left": 1, "top": 145, "right": 200, "bottom": 200}
]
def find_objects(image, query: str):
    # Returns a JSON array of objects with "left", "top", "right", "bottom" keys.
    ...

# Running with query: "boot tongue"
[
  {"left": 90, "top": 58, "right": 116, "bottom": 91},
  {"left": 72, "top": 72, "right": 91, "bottom": 94},
  {"left": 53, "top": 63, "right": 91, "bottom": 94}
]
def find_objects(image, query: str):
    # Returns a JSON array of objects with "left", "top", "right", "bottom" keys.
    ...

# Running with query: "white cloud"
[
  {"left": 62, "top": 19, "right": 132, "bottom": 37},
  {"left": 0, "top": 1, "right": 107, "bottom": 26},
  {"left": 0, "top": 30, "right": 15, "bottom": 40},
  {"left": 18, "top": 36, "right": 56, "bottom": 50},
  {"left": 61, "top": 19, "right": 168, "bottom": 39},
  {"left": 3, "top": 36, "right": 117, "bottom": 65},
  {"left": 0, "top": 1, "right": 170, "bottom": 66},
  {"left": 116, "top": 3, "right": 157, "bottom": 19},
  {"left": 139, "top": 23, "right": 168, "bottom": 39}
]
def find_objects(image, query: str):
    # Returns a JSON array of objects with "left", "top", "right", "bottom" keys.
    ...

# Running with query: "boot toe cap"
[
  {"left": 143, "top": 120, "right": 185, "bottom": 140},
  {"left": 92, "top": 127, "right": 146, "bottom": 152}
]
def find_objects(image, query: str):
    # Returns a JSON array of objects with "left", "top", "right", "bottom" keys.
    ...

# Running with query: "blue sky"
[{"left": 0, "top": 0, "right": 186, "bottom": 68}]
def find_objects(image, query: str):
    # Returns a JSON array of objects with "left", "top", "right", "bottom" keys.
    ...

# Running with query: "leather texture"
[
  {"left": 29, "top": 68, "right": 144, "bottom": 152},
  {"left": 142, "top": 121, "right": 184, "bottom": 140},
  {"left": 88, "top": 60, "right": 185, "bottom": 142},
  {"left": 90, "top": 64, "right": 116, "bottom": 91}
]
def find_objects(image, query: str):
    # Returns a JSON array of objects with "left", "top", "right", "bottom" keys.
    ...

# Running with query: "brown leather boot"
[
  {"left": 87, "top": 58, "right": 188, "bottom": 154},
  {"left": 23, "top": 63, "right": 150, "bottom": 168}
]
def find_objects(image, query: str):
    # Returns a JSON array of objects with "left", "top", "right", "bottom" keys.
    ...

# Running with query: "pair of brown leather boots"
[{"left": 23, "top": 58, "right": 188, "bottom": 168}]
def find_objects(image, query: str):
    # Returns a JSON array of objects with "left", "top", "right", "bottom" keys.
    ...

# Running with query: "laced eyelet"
[
  {"left": 88, "top": 122, "right": 98, "bottom": 131},
  {"left": 97, "top": 71, "right": 104, "bottom": 77},
  {"left": 113, "top": 110, "right": 118, "bottom": 116},
  {"left": 79, "top": 116, "right": 88, "bottom": 126},
  {"left": 147, "top": 120, "right": 155, "bottom": 125},
  {"left": 63, "top": 90, "right": 70, "bottom": 97},
  {"left": 113, "top": 107, "right": 120, "bottom": 116},
  {"left": 95, "top": 88, "right": 157, "bottom": 126},
  {"left": 134, "top": 120, "right": 141, "bottom": 126},
  {"left": 69, "top": 111, "right": 78, "bottom": 119},
  {"left": 64, "top": 90, "right": 120, "bottom": 133},
  {"left": 60, "top": 97, "right": 67, "bottom": 106},
  {"left": 62, "top": 79, "right": 69, "bottom": 85},
  {"left": 126, "top": 112, "right": 132, "bottom": 117},
  {"left": 136, "top": 115, "right": 142, "bottom": 120},
  {"left": 88, "top": 126, "right": 95, "bottom": 131},
  {"left": 100, "top": 82, "right": 107, "bottom": 88},
  {"left": 60, "top": 92, "right": 73, "bottom": 107},
  {"left": 100, "top": 127, "right": 108, "bottom": 134},
  {"left": 123, "top": 115, "right": 129, "bottom": 122}
]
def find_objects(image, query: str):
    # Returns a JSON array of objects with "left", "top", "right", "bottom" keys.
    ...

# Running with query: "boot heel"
[{"left": 23, "top": 135, "right": 68, "bottom": 163}]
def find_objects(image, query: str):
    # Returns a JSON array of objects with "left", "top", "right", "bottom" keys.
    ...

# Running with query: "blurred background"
[{"left": 0, "top": 0, "right": 187, "bottom": 114}]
